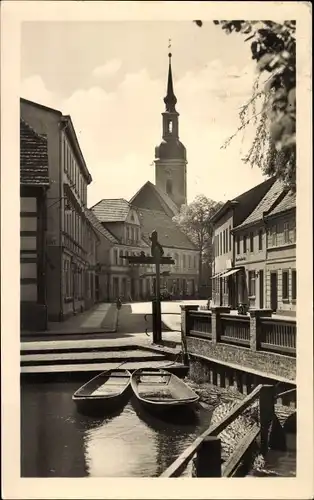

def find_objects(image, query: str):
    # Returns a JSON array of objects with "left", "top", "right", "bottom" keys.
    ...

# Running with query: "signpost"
[{"left": 121, "top": 231, "right": 175, "bottom": 343}]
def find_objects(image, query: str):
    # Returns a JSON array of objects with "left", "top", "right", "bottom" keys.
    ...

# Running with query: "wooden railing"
[
  {"left": 160, "top": 384, "right": 275, "bottom": 478},
  {"left": 220, "top": 314, "right": 250, "bottom": 347},
  {"left": 260, "top": 317, "right": 296, "bottom": 356},
  {"left": 190, "top": 311, "right": 212, "bottom": 339},
  {"left": 184, "top": 308, "right": 296, "bottom": 357}
]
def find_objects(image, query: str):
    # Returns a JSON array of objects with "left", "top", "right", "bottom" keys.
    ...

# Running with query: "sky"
[{"left": 20, "top": 21, "right": 266, "bottom": 208}]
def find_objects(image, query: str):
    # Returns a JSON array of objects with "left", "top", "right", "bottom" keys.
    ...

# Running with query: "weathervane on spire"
[
  {"left": 164, "top": 38, "right": 177, "bottom": 112},
  {"left": 168, "top": 38, "right": 172, "bottom": 58}
]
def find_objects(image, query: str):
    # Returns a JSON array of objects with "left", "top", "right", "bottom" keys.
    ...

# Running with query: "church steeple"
[
  {"left": 164, "top": 53, "right": 177, "bottom": 113},
  {"left": 154, "top": 49, "right": 187, "bottom": 209}
]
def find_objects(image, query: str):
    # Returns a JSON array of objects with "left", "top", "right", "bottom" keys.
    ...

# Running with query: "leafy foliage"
[
  {"left": 173, "top": 195, "right": 223, "bottom": 287},
  {"left": 194, "top": 20, "right": 296, "bottom": 191}
]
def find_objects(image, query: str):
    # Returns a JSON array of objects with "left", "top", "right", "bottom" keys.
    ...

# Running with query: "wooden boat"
[
  {"left": 131, "top": 368, "right": 199, "bottom": 414},
  {"left": 72, "top": 369, "right": 131, "bottom": 415}
]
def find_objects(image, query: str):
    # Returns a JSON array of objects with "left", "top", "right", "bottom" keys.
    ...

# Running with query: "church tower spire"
[
  {"left": 154, "top": 49, "right": 187, "bottom": 210},
  {"left": 164, "top": 53, "right": 177, "bottom": 112}
]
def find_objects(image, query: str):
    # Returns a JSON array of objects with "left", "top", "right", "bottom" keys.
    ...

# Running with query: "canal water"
[{"left": 21, "top": 381, "right": 213, "bottom": 477}]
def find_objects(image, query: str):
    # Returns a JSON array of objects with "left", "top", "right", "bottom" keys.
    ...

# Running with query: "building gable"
[
  {"left": 125, "top": 207, "right": 140, "bottom": 225},
  {"left": 130, "top": 181, "right": 179, "bottom": 217}
]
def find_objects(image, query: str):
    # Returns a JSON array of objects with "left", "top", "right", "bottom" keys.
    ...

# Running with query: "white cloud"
[
  {"left": 92, "top": 59, "right": 122, "bottom": 78},
  {"left": 20, "top": 75, "right": 58, "bottom": 110},
  {"left": 20, "top": 58, "right": 265, "bottom": 209}
]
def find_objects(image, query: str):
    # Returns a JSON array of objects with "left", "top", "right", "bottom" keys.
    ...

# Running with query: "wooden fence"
[
  {"left": 190, "top": 311, "right": 212, "bottom": 339},
  {"left": 260, "top": 317, "right": 296, "bottom": 355},
  {"left": 220, "top": 314, "right": 250, "bottom": 346},
  {"left": 160, "top": 384, "right": 276, "bottom": 478},
  {"left": 185, "top": 307, "right": 296, "bottom": 357}
]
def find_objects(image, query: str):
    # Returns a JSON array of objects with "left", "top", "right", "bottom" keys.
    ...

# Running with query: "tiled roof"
[
  {"left": 85, "top": 209, "right": 119, "bottom": 243},
  {"left": 130, "top": 181, "right": 179, "bottom": 217},
  {"left": 90, "top": 198, "right": 131, "bottom": 222},
  {"left": 152, "top": 183, "right": 180, "bottom": 215},
  {"left": 20, "top": 118, "right": 49, "bottom": 186},
  {"left": 138, "top": 208, "right": 197, "bottom": 250},
  {"left": 210, "top": 177, "right": 276, "bottom": 225},
  {"left": 235, "top": 179, "right": 285, "bottom": 229},
  {"left": 266, "top": 190, "right": 296, "bottom": 217}
]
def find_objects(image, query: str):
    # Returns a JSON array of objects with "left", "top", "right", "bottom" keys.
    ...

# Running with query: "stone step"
[
  {"left": 21, "top": 344, "right": 147, "bottom": 355},
  {"left": 20, "top": 360, "right": 189, "bottom": 382},
  {"left": 21, "top": 349, "right": 167, "bottom": 366}
]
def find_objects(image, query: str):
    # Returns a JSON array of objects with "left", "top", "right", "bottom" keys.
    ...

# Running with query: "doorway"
[
  {"left": 95, "top": 274, "right": 100, "bottom": 302},
  {"left": 270, "top": 272, "right": 278, "bottom": 312},
  {"left": 259, "top": 270, "right": 264, "bottom": 309}
]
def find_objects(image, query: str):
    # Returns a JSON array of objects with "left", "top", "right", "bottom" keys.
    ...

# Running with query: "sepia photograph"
[{"left": 1, "top": 1, "right": 313, "bottom": 499}]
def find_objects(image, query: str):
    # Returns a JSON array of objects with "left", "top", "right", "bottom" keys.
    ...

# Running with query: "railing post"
[
  {"left": 249, "top": 309, "right": 272, "bottom": 351},
  {"left": 180, "top": 305, "right": 199, "bottom": 364},
  {"left": 259, "top": 385, "right": 275, "bottom": 456},
  {"left": 211, "top": 306, "right": 231, "bottom": 344},
  {"left": 194, "top": 437, "right": 222, "bottom": 477}
]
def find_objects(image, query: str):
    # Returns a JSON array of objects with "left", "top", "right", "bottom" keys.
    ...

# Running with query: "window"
[
  {"left": 229, "top": 225, "right": 232, "bottom": 251},
  {"left": 68, "top": 149, "right": 71, "bottom": 180},
  {"left": 119, "top": 250, "right": 124, "bottom": 265},
  {"left": 114, "top": 249, "right": 118, "bottom": 265},
  {"left": 292, "top": 270, "right": 296, "bottom": 300},
  {"left": 217, "top": 235, "right": 219, "bottom": 256},
  {"left": 194, "top": 255, "right": 197, "bottom": 269},
  {"left": 283, "top": 222, "right": 289, "bottom": 244},
  {"left": 63, "top": 140, "right": 67, "bottom": 173},
  {"left": 282, "top": 270, "right": 289, "bottom": 300},
  {"left": 243, "top": 235, "right": 247, "bottom": 253},
  {"left": 223, "top": 230, "right": 225, "bottom": 254},
  {"left": 258, "top": 229, "right": 263, "bottom": 250},
  {"left": 271, "top": 225, "right": 277, "bottom": 247},
  {"left": 220, "top": 233, "right": 222, "bottom": 256},
  {"left": 65, "top": 260, "right": 71, "bottom": 297},
  {"left": 183, "top": 255, "right": 186, "bottom": 268},
  {"left": 188, "top": 255, "right": 192, "bottom": 268},
  {"left": 175, "top": 253, "right": 179, "bottom": 268},
  {"left": 248, "top": 270, "right": 256, "bottom": 296},
  {"left": 291, "top": 222, "right": 296, "bottom": 243},
  {"left": 250, "top": 232, "right": 254, "bottom": 252},
  {"left": 166, "top": 179, "right": 173, "bottom": 195},
  {"left": 236, "top": 235, "right": 240, "bottom": 255}
]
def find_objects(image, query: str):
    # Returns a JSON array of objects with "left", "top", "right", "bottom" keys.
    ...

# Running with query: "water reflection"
[{"left": 21, "top": 381, "right": 213, "bottom": 477}]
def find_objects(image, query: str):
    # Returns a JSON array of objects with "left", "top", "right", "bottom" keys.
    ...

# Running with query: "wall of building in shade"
[{"left": 20, "top": 99, "right": 100, "bottom": 324}]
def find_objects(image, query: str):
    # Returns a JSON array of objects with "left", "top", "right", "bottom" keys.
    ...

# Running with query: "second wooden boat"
[
  {"left": 72, "top": 368, "right": 131, "bottom": 415},
  {"left": 131, "top": 368, "right": 199, "bottom": 413}
]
